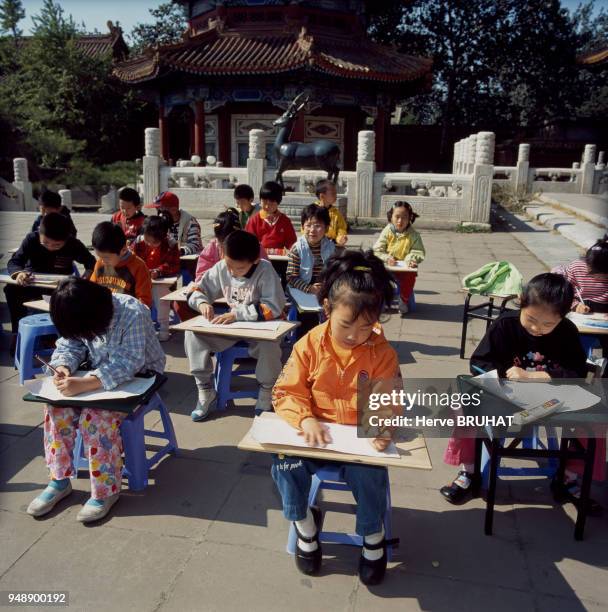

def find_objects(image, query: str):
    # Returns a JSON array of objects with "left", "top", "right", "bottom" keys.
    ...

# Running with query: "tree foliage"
[
  {"left": 367, "top": 0, "right": 607, "bottom": 151},
  {"left": 128, "top": 1, "right": 188, "bottom": 54},
  {"left": 0, "top": 0, "right": 150, "bottom": 182},
  {"left": 0, "top": 0, "right": 25, "bottom": 40}
]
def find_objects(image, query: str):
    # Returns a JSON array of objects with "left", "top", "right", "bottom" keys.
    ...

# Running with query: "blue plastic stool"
[
  {"left": 73, "top": 392, "right": 178, "bottom": 491},
  {"left": 479, "top": 425, "right": 559, "bottom": 489},
  {"left": 14, "top": 313, "right": 58, "bottom": 384},
  {"left": 286, "top": 465, "right": 395, "bottom": 561},
  {"left": 580, "top": 334, "right": 600, "bottom": 357},
  {"left": 214, "top": 341, "right": 258, "bottom": 411}
]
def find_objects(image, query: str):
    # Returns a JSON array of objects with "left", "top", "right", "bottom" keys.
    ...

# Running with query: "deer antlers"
[{"left": 289, "top": 92, "right": 310, "bottom": 113}]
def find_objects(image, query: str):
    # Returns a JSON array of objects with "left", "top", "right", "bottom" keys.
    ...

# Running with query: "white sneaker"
[
  {"left": 398, "top": 298, "right": 409, "bottom": 316},
  {"left": 27, "top": 480, "right": 73, "bottom": 517},
  {"left": 76, "top": 494, "right": 120, "bottom": 523},
  {"left": 255, "top": 386, "right": 273, "bottom": 414},
  {"left": 191, "top": 388, "right": 217, "bottom": 421},
  {"left": 158, "top": 330, "right": 171, "bottom": 342}
]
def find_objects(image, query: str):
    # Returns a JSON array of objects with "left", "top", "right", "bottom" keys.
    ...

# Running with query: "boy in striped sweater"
[{"left": 286, "top": 204, "right": 336, "bottom": 337}]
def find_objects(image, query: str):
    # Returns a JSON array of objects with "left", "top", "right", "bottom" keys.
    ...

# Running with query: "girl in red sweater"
[{"left": 133, "top": 216, "right": 180, "bottom": 341}]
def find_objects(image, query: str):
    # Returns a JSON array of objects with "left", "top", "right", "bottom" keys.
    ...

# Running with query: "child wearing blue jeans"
[{"left": 272, "top": 250, "right": 400, "bottom": 585}]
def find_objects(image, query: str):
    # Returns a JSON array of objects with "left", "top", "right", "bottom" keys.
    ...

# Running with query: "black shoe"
[
  {"left": 439, "top": 471, "right": 473, "bottom": 505},
  {"left": 550, "top": 477, "right": 603, "bottom": 516},
  {"left": 293, "top": 506, "right": 323, "bottom": 576},
  {"left": 358, "top": 536, "right": 400, "bottom": 586}
]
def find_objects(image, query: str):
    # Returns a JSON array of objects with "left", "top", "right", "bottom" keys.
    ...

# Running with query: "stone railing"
[{"left": 489, "top": 143, "right": 604, "bottom": 196}]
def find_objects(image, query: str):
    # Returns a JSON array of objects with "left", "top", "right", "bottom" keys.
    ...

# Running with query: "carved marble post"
[
  {"left": 247, "top": 129, "right": 265, "bottom": 198},
  {"left": 597, "top": 151, "right": 606, "bottom": 170},
  {"left": 580, "top": 144, "right": 597, "bottom": 194},
  {"left": 143, "top": 128, "right": 161, "bottom": 205},
  {"left": 58, "top": 189, "right": 72, "bottom": 208},
  {"left": 570, "top": 162, "right": 580, "bottom": 183},
  {"left": 13, "top": 158, "right": 34, "bottom": 210},
  {"left": 355, "top": 130, "right": 376, "bottom": 218},
  {"left": 470, "top": 131, "right": 495, "bottom": 226},
  {"left": 515, "top": 143, "right": 530, "bottom": 192},
  {"left": 466, "top": 134, "right": 477, "bottom": 174}
]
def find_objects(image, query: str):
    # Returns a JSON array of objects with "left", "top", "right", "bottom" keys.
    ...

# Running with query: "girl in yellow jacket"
[
  {"left": 373, "top": 201, "right": 425, "bottom": 315},
  {"left": 271, "top": 250, "right": 400, "bottom": 586}
]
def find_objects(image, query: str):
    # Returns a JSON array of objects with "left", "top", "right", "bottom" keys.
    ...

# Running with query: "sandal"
[{"left": 293, "top": 506, "right": 323, "bottom": 576}]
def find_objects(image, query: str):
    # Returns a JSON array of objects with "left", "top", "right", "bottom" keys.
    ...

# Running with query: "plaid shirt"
[{"left": 49, "top": 294, "right": 166, "bottom": 390}]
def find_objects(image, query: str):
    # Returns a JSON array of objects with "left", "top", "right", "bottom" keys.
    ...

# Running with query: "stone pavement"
[{"left": 0, "top": 211, "right": 606, "bottom": 612}]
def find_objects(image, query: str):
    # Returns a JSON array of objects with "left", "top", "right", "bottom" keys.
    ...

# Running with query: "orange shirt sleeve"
[
  {"left": 90, "top": 259, "right": 101, "bottom": 283},
  {"left": 272, "top": 339, "right": 315, "bottom": 429},
  {"left": 133, "top": 259, "right": 153, "bottom": 307}
]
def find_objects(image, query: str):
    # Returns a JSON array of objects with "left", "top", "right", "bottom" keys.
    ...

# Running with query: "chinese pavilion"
[{"left": 114, "top": 0, "right": 431, "bottom": 171}]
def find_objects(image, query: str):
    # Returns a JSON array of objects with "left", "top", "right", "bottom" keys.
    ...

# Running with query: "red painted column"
[
  {"left": 375, "top": 106, "right": 387, "bottom": 171},
  {"left": 194, "top": 100, "right": 205, "bottom": 157},
  {"left": 292, "top": 111, "right": 305, "bottom": 142},
  {"left": 217, "top": 106, "right": 231, "bottom": 165},
  {"left": 159, "top": 104, "right": 169, "bottom": 161}
]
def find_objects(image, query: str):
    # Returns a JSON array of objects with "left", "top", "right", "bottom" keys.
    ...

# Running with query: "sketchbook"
[
  {"left": 472, "top": 370, "right": 600, "bottom": 413},
  {"left": 24, "top": 371, "right": 156, "bottom": 402},
  {"left": 249, "top": 412, "right": 399, "bottom": 458},
  {"left": 288, "top": 287, "right": 322, "bottom": 312},
  {"left": 567, "top": 312, "right": 608, "bottom": 328}
]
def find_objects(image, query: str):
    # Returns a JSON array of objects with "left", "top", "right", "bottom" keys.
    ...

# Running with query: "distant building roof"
[{"left": 75, "top": 21, "right": 129, "bottom": 62}]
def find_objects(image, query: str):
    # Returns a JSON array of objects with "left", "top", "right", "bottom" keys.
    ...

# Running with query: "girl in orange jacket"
[{"left": 271, "top": 250, "right": 401, "bottom": 586}]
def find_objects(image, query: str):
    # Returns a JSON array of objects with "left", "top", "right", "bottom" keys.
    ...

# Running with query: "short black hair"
[
  {"left": 118, "top": 187, "right": 141, "bottom": 207},
  {"left": 315, "top": 179, "right": 336, "bottom": 198},
  {"left": 224, "top": 230, "right": 260, "bottom": 262},
  {"left": 39, "top": 212, "right": 70, "bottom": 241},
  {"left": 520, "top": 273, "right": 573, "bottom": 318},
  {"left": 50, "top": 277, "right": 114, "bottom": 341},
  {"left": 301, "top": 203, "right": 330, "bottom": 228},
  {"left": 143, "top": 215, "right": 169, "bottom": 242},
  {"left": 318, "top": 250, "right": 394, "bottom": 323},
  {"left": 585, "top": 235, "right": 608, "bottom": 274},
  {"left": 386, "top": 200, "right": 419, "bottom": 225},
  {"left": 260, "top": 181, "right": 283, "bottom": 204},
  {"left": 39, "top": 190, "right": 62, "bottom": 209},
  {"left": 92, "top": 221, "right": 126, "bottom": 254},
  {"left": 234, "top": 184, "right": 255, "bottom": 200},
  {"left": 214, "top": 209, "right": 241, "bottom": 242}
]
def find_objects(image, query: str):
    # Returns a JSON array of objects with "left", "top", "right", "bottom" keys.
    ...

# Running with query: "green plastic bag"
[{"left": 462, "top": 261, "right": 523, "bottom": 296}]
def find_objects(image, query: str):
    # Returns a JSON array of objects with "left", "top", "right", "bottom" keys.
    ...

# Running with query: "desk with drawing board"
[
  {"left": 238, "top": 413, "right": 432, "bottom": 470},
  {"left": 170, "top": 315, "right": 298, "bottom": 342}
]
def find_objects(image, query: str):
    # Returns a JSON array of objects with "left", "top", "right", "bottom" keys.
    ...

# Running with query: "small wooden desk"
[
  {"left": 0, "top": 273, "right": 65, "bottom": 290},
  {"left": 238, "top": 417, "right": 432, "bottom": 470},
  {"left": 385, "top": 264, "right": 418, "bottom": 274},
  {"left": 170, "top": 315, "right": 298, "bottom": 342},
  {"left": 268, "top": 254, "right": 289, "bottom": 262},
  {"left": 24, "top": 299, "right": 50, "bottom": 312},
  {"left": 152, "top": 276, "right": 178, "bottom": 287},
  {"left": 180, "top": 254, "right": 198, "bottom": 262}
]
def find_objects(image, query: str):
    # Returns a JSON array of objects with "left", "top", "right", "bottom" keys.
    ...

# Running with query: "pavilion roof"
[
  {"left": 578, "top": 46, "right": 608, "bottom": 67},
  {"left": 113, "top": 25, "right": 431, "bottom": 85}
]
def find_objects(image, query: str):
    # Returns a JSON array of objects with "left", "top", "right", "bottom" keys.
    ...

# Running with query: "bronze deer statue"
[{"left": 273, "top": 93, "right": 341, "bottom": 191}]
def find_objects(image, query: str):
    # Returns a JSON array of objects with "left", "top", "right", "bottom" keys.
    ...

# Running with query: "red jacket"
[
  {"left": 245, "top": 211, "right": 297, "bottom": 250},
  {"left": 132, "top": 235, "right": 180, "bottom": 277}
]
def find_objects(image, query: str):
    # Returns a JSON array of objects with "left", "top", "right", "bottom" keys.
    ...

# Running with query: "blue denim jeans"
[{"left": 271, "top": 455, "right": 388, "bottom": 536}]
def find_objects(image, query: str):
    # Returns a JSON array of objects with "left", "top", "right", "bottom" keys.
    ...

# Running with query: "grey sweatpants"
[{"left": 184, "top": 331, "right": 282, "bottom": 391}]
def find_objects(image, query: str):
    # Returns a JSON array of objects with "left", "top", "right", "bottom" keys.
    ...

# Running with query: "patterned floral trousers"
[{"left": 43, "top": 405, "right": 125, "bottom": 500}]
